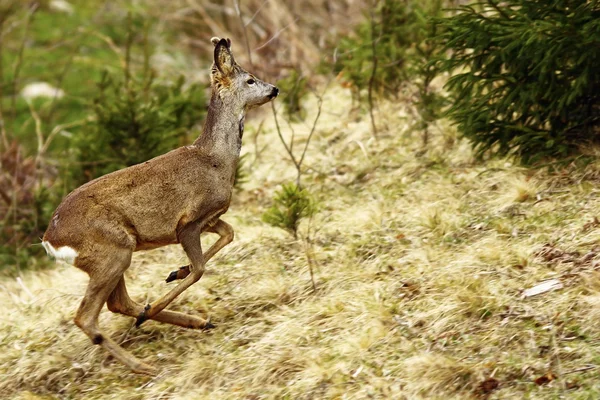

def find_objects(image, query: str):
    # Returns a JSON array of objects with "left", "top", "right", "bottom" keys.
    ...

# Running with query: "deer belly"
[{"left": 132, "top": 221, "right": 179, "bottom": 250}]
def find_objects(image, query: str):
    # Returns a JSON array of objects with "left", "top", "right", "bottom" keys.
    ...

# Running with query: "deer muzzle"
[{"left": 268, "top": 87, "right": 279, "bottom": 99}]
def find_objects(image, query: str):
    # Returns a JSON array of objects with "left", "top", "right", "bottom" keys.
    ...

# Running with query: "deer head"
[{"left": 210, "top": 37, "right": 279, "bottom": 111}]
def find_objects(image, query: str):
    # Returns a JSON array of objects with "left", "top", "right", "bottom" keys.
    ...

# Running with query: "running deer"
[{"left": 42, "top": 37, "right": 278, "bottom": 374}]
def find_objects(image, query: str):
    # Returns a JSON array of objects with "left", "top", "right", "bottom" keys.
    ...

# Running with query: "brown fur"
[
  {"left": 45, "top": 146, "right": 231, "bottom": 252},
  {"left": 42, "top": 37, "right": 278, "bottom": 375}
]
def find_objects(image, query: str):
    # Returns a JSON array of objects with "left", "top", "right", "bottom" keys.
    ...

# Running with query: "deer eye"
[{"left": 246, "top": 78, "right": 255, "bottom": 85}]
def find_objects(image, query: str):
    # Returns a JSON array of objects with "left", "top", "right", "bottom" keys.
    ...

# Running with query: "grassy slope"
[{"left": 2, "top": 86, "right": 600, "bottom": 399}]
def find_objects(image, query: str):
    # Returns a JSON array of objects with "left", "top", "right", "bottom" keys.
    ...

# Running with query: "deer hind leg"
[
  {"left": 107, "top": 276, "right": 213, "bottom": 329},
  {"left": 165, "top": 219, "right": 234, "bottom": 283},
  {"left": 74, "top": 248, "right": 156, "bottom": 375}
]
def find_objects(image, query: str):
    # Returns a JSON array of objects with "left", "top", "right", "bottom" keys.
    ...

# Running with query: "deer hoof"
[
  {"left": 135, "top": 304, "right": 151, "bottom": 327},
  {"left": 165, "top": 270, "right": 179, "bottom": 283},
  {"left": 165, "top": 265, "right": 189, "bottom": 283}
]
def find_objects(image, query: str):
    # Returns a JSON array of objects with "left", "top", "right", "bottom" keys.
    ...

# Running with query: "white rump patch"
[{"left": 42, "top": 241, "right": 78, "bottom": 265}]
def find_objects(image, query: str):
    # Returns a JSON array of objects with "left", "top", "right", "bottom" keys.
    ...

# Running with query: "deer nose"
[{"left": 268, "top": 87, "right": 279, "bottom": 99}]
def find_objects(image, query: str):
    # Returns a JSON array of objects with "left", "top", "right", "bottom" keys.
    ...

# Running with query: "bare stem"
[
  {"left": 255, "top": 18, "right": 298, "bottom": 51},
  {"left": 186, "top": 0, "right": 224, "bottom": 37},
  {"left": 304, "top": 214, "right": 318, "bottom": 292},
  {"left": 271, "top": 101, "right": 300, "bottom": 172},
  {"left": 0, "top": 17, "right": 6, "bottom": 150},
  {"left": 11, "top": 4, "right": 38, "bottom": 130},
  {"left": 40, "top": 117, "right": 91, "bottom": 156},
  {"left": 305, "top": 238, "right": 317, "bottom": 292},
  {"left": 284, "top": 117, "right": 297, "bottom": 156},
  {"left": 26, "top": 100, "right": 43, "bottom": 156},
  {"left": 250, "top": 119, "right": 265, "bottom": 168},
  {"left": 124, "top": 12, "right": 134, "bottom": 89},
  {"left": 234, "top": 0, "right": 253, "bottom": 66},
  {"left": 46, "top": 38, "right": 81, "bottom": 124},
  {"left": 245, "top": 0, "right": 270, "bottom": 27},
  {"left": 82, "top": 28, "right": 125, "bottom": 68},
  {"left": 298, "top": 94, "right": 323, "bottom": 174},
  {"left": 367, "top": 0, "right": 379, "bottom": 137}
]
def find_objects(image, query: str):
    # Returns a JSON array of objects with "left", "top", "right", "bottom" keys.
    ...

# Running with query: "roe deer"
[{"left": 42, "top": 37, "right": 278, "bottom": 375}]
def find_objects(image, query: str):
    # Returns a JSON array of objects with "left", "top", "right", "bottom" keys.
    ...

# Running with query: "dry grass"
[
  {"left": 147, "top": 0, "right": 363, "bottom": 79},
  {"left": 3, "top": 85, "right": 600, "bottom": 399}
]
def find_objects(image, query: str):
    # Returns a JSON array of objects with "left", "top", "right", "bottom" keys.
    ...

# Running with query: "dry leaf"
[
  {"left": 534, "top": 372, "right": 556, "bottom": 386},
  {"left": 522, "top": 279, "right": 563, "bottom": 298},
  {"left": 582, "top": 217, "right": 600, "bottom": 232},
  {"left": 478, "top": 377, "right": 499, "bottom": 394},
  {"left": 565, "top": 380, "right": 579, "bottom": 390}
]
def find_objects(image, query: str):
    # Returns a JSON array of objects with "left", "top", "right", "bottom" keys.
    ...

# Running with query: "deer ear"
[
  {"left": 211, "top": 37, "right": 221, "bottom": 47},
  {"left": 214, "top": 38, "right": 234, "bottom": 75}
]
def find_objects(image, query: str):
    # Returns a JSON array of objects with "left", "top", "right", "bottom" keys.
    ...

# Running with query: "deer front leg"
[
  {"left": 136, "top": 222, "right": 206, "bottom": 327},
  {"left": 165, "top": 219, "right": 234, "bottom": 283}
]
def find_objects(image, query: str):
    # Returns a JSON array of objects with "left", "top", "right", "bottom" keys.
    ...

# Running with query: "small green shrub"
[
  {"left": 276, "top": 70, "right": 309, "bottom": 121},
  {"left": 262, "top": 183, "right": 317, "bottom": 239},
  {"left": 411, "top": 0, "right": 447, "bottom": 146},
  {"left": 436, "top": 0, "right": 600, "bottom": 163},
  {"left": 76, "top": 69, "right": 205, "bottom": 182},
  {"left": 331, "top": 0, "right": 447, "bottom": 140},
  {"left": 73, "top": 14, "right": 205, "bottom": 182},
  {"left": 234, "top": 153, "right": 249, "bottom": 190},
  {"left": 334, "top": 0, "right": 428, "bottom": 98}
]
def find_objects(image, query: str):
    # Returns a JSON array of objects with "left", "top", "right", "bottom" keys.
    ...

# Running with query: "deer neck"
[{"left": 194, "top": 91, "right": 245, "bottom": 159}]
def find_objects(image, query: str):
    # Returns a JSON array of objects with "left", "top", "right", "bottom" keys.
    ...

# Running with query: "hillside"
[{"left": 2, "top": 85, "right": 600, "bottom": 399}]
